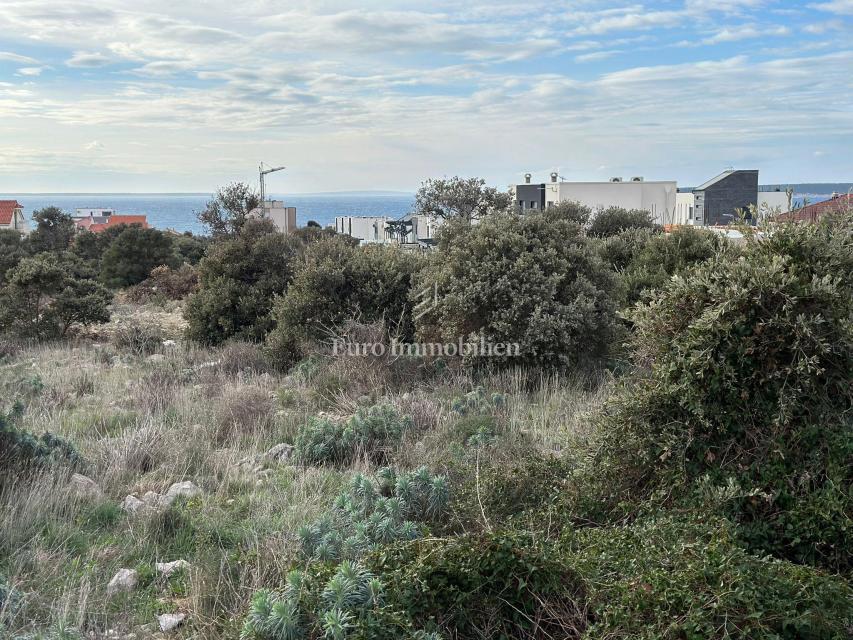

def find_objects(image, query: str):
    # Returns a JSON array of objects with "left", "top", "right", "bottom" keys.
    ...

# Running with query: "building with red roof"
[
  {"left": 777, "top": 193, "right": 852, "bottom": 224},
  {"left": 74, "top": 213, "right": 150, "bottom": 233},
  {"left": 0, "top": 200, "right": 30, "bottom": 234}
]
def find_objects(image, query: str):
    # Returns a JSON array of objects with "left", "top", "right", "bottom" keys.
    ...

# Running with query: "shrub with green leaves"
[
  {"left": 185, "top": 219, "right": 306, "bottom": 345},
  {"left": 587, "top": 206, "right": 660, "bottom": 238},
  {"left": 415, "top": 210, "right": 619, "bottom": 370},
  {"left": 374, "top": 532, "right": 586, "bottom": 640},
  {"left": 299, "top": 467, "right": 449, "bottom": 562},
  {"left": 449, "top": 387, "right": 506, "bottom": 416},
  {"left": 295, "top": 405, "right": 413, "bottom": 466},
  {"left": 265, "top": 236, "right": 422, "bottom": 370},
  {"left": 569, "top": 221, "right": 853, "bottom": 571},
  {"left": 0, "top": 404, "right": 81, "bottom": 487},
  {"left": 242, "top": 563, "right": 441, "bottom": 640},
  {"left": 561, "top": 515, "right": 853, "bottom": 640}
]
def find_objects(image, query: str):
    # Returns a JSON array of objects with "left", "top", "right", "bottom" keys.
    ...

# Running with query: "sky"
[{"left": 0, "top": 0, "right": 851, "bottom": 193}]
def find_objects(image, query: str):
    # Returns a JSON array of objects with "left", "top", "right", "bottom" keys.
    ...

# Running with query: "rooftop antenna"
[{"left": 259, "top": 162, "right": 286, "bottom": 218}]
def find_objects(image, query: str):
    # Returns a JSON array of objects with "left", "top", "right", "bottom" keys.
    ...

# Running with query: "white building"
[
  {"left": 74, "top": 208, "right": 115, "bottom": 219},
  {"left": 675, "top": 191, "right": 697, "bottom": 225},
  {"left": 513, "top": 174, "right": 677, "bottom": 225},
  {"left": 335, "top": 216, "right": 389, "bottom": 244},
  {"left": 757, "top": 190, "right": 792, "bottom": 217},
  {"left": 249, "top": 200, "right": 297, "bottom": 234}
]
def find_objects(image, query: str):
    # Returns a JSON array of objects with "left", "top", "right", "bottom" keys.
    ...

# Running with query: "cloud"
[
  {"left": 809, "top": 0, "right": 853, "bottom": 14},
  {"left": 17, "top": 66, "right": 48, "bottom": 76},
  {"left": 572, "top": 10, "right": 683, "bottom": 35},
  {"left": 0, "top": 51, "right": 38, "bottom": 64},
  {"left": 85, "top": 140, "right": 105, "bottom": 150},
  {"left": 575, "top": 50, "right": 621, "bottom": 63},
  {"left": 703, "top": 24, "right": 790, "bottom": 44},
  {"left": 802, "top": 20, "right": 844, "bottom": 33},
  {"left": 65, "top": 51, "right": 111, "bottom": 68}
]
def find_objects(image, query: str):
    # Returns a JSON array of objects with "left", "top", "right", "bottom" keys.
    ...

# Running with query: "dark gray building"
[
  {"left": 514, "top": 182, "right": 546, "bottom": 210},
  {"left": 693, "top": 170, "right": 759, "bottom": 225}
]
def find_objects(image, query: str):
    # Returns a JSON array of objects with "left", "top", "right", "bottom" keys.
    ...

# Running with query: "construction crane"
[{"left": 259, "top": 162, "right": 286, "bottom": 218}]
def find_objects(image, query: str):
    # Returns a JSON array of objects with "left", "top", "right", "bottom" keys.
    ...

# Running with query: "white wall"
[
  {"left": 758, "top": 191, "right": 791, "bottom": 216},
  {"left": 335, "top": 216, "right": 389, "bottom": 243},
  {"left": 675, "top": 192, "right": 696, "bottom": 225},
  {"left": 545, "top": 180, "right": 677, "bottom": 224}
]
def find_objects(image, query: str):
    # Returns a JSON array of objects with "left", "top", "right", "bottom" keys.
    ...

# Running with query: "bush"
[
  {"left": 562, "top": 515, "right": 853, "bottom": 640},
  {"left": 125, "top": 264, "right": 199, "bottom": 302},
  {"left": 0, "top": 404, "right": 81, "bottom": 487},
  {"left": 0, "top": 229, "right": 27, "bottom": 286},
  {"left": 242, "top": 563, "right": 437, "bottom": 640},
  {"left": 587, "top": 206, "right": 660, "bottom": 238},
  {"left": 299, "top": 467, "right": 450, "bottom": 562},
  {"left": 620, "top": 226, "right": 731, "bottom": 305},
  {"left": 185, "top": 220, "right": 305, "bottom": 344},
  {"left": 570, "top": 222, "right": 853, "bottom": 571},
  {"left": 112, "top": 322, "right": 164, "bottom": 356},
  {"left": 0, "top": 252, "right": 111, "bottom": 340},
  {"left": 266, "top": 237, "right": 422, "bottom": 370},
  {"left": 414, "top": 210, "right": 619, "bottom": 370},
  {"left": 374, "top": 533, "right": 586, "bottom": 639},
  {"left": 99, "top": 225, "right": 179, "bottom": 288},
  {"left": 295, "top": 405, "right": 413, "bottom": 466}
]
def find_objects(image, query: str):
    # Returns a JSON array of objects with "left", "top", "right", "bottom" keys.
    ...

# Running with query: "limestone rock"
[
  {"left": 163, "top": 481, "right": 201, "bottom": 504},
  {"left": 266, "top": 443, "right": 295, "bottom": 464},
  {"left": 69, "top": 473, "right": 103, "bottom": 499},
  {"left": 107, "top": 568, "right": 138, "bottom": 596},
  {"left": 121, "top": 495, "right": 145, "bottom": 514},
  {"left": 155, "top": 559, "right": 190, "bottom": 578},
  {"left": 157, "top": 613, "right": 186, "bottom": 632}
]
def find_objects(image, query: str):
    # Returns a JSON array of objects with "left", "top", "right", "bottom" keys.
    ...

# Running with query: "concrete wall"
[
  {"left": 675, "top": 192, "right": 696, "bottom": 225},
  {"left": 410, "top": 214, "right": 441, "bottom": 241},
  {"left": 335, "top": 216, "right": 389, "bottom": 243},
  {"left": 758, "top": 191, "right": 791, "bottom": 216},
  {"left": 544, "top": 180, "right": 677, "bottom": 224}
]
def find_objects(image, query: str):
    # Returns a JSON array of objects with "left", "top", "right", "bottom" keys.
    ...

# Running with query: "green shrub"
[
  {"left": 587, "top": 206, "right": 660, "bottom": 238},
  {"left": 449, "top": 387, "right": 506, "bottom": 416},
  {"left": 99, "top": 225, "right": 179, "bottom": 288},
  {"left": 299, "top": 467, "right": 449, "bottom": 562},
  {"left": 562, "top": 515, "right": 853, "bottom": 640},
  {"left": 242, "top": 563, "right": 437, "bottom": 640},
  {"left": 185, "top": 220, "right": 305, "bottom": 344},
  {"left": 621, "top": 226, "right": 731, "bottom": 304},
  {"left": 0, "top": 252, "right": 111, "bottom": 340},
  {"left": 266, "top": 237, "right": 423, "bottom": 370},
  {"left": 0, "top": 572, "right": 22, "bottom": 623},
  {"left": 415, "top": 210, "right": 619, "bottom": 370},
  {"left": 374, "top": 532, "right": 586, "bottom": 640},
  {"left": 0, "top": 404, "right": 81, "bottom": 486},
  {"left": 295, "top": 405, "right": 413, "bottom": 466},
  {"left": 570, "top": 222, "right": 853, "bottom": 571}
]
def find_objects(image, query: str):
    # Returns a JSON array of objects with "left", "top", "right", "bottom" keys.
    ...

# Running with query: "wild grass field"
[{"left": 0, "top": 303, "right": 608, "bottom": 639}]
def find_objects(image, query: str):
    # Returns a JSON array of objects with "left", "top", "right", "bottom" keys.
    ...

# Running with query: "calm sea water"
[{"left": 4, "top": 193, "right": 416, "bottom": 235}]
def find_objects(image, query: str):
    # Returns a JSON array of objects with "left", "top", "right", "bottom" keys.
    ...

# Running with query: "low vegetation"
[{"left": 1, "top": 182, "right": 850, "bottom": 639}]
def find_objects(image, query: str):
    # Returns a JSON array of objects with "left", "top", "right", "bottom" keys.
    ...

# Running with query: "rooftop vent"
[
  {"left": 524, "top": 173, "right": 532, "bottom": 184},
  {"left": 550, "top": 172, "right": 558, "bottom": 183},
  {"left": 610, "top": 177, "right": 622, "bottom": 183},
  {"left": 631, "top": 176, "right": 644, "bottom": 182}
]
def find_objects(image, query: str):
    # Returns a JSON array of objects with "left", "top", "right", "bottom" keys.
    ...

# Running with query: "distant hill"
[{"left": 760, "top": 183, "right": 853, "bottom": 194}]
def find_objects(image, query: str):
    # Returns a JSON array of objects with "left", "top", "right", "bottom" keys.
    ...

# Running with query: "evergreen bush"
[
  {"left": 295, "top": 405, "right": 413, "bottom": 466},
  {"left": 299, "top": 467, "right": 450, "bottom": 562}
]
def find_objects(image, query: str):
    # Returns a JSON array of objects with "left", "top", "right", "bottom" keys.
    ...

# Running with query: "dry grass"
[{"left": 0, "top": 304, "right": 606, "bottom": 639}]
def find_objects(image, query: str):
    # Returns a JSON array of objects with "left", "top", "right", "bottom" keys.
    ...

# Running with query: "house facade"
[
  {"left": 691, "top": 170, "right": 759, "bottom": 226},
  {"left": 0, "top": 200, "right": 30, "bottom": 234}
]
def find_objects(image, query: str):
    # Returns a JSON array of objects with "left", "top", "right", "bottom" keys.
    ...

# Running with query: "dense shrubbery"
[
  {"left": 185, "top": 219, "right": 306, "bottom": 344},
  {"left": 562, "top": 515, "right": 853, "bottom": 639},
  {"left": 414, "top": 210, "right": 619, "bottom": 370},
  {"left": 295, "top": 405, "right": 413, "bottom": 466},
  {"left": 300, "top": 468, "right": 449, "bottom": 562},
  {"left": 266, "top": 236, "right": 422, "bottom": 369},
  {"left": 587, "top": 206, "right": 660, "bottom": 238},
  {"left": 569, "top": 220, "right": 853, "bottom": 571},
  {"left": 0, "top": 252, "right": 111, "bottom": 340},
  {"left": 99, "top": 225, "right": 180, "bottom": 288}
]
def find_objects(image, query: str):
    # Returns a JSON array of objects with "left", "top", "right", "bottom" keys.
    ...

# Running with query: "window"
[{"left": 530, "top": 201, "right": 536, "bottom": 209}]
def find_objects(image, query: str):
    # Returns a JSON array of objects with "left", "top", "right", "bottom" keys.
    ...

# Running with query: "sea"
[
  {"left": 2, "top": 193, "right": 417, "bottom": 236},
  {"left": 3, "top": 186, "right": 849, "bottom": 236}
]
